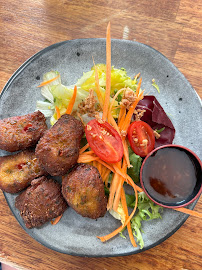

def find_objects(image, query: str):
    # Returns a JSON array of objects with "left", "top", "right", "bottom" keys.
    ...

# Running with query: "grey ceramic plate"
[{"left": 0, "top": 39, "right": 202, "bottom": 257}]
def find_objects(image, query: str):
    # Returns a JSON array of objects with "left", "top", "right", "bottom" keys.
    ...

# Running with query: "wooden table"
[{"left": 0, "top": 0, "right": 201, "bottom": 269}]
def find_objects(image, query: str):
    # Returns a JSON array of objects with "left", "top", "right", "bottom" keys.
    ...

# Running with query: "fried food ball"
[
  {"left": 35, "top": 114, "right": 84, "bottom": 176},
  {"left": 62, "top": 163, "right": 107, "bottom": 219},
  {"left": 0, "top": 111, "right": 47, "bottom": 152},
  {"left": 15, "top": 176, "right": 68, "bottom": 228},
  {"left": 0, "top": 150, "right": 48, "bottom": 193}
]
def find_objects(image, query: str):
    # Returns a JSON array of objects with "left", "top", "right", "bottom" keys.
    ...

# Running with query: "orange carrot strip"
[
  {"left": 77, "top": 155, "right": 100, "bottom": 163},
  {"left": 37, "top": 74, "right": 60, "bottom": 87},
  {"left": 96, "top": 158, "right": 143, "bottom": 192},
  {"left": 79, "top": 143, "right": 89, "bottom": 154},
  {"left": 103, "top": 169, "right": 111, "bottom": 185},
  {"left": 113, "top": 164, "right": 143, "bottom": 193},
  {"left": 108, "top": 112, "right": 121, "bottom": 135},
  {"left": 97, "top": 161, "right": 102, "bottom": 175},
  {"left": 174, "top": 207, "right": 202, "bottom": 218},
  {"left": 66, "top": 85, "right": 77, "bottom": 114},
  {"left": 97, "top": 175, "right": 138, "bottom": 243},
  {"left": 118, "top": 109, "right": 126, "bottom": 128},
  {"left": 55, "top": 106, "right": 61, "bottom": 120},
  {"left": 100, "top": 166, "right": 107, "bottom": 180},
  {"left": 51, "top": 214, "right": 63, "bottom": 225},
  {"left": 102, "top": 22, "right": 111, "bottom": 121},
  {"left": 107, "top": 172, "right": 120, "bottom": 210},
  {"left": 83, "top": 150, "right": 95, "bottom": 155},
  {"left": 109, "top": 88, "right": 125, "bottom": 113},
  {"left": 113, "top": 159, "right": 127, "bottom": 211},
  {"left": 97, "top": 159, "right": 115, "bottom": 173},
  {"left": 121, "top": 187, "right": 137, "bottom": 247},
  {"left": 92, "top": 160, "right": 97, "bottom": 167},
  {"left": 118, "top": 105, "right": 126, "bottom": 125},
  {"left": 122, "top": 139, "right": 131, "bottom": 168}
]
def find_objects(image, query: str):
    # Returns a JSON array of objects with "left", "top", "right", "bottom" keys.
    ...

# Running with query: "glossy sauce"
[{"left": 142, "top": 148, "right": 198, "bottom": 205}]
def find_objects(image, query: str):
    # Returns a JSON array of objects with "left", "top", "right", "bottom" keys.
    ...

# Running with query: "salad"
[{"left": 36, "top": 24, "right": 177, "bottom": 249}]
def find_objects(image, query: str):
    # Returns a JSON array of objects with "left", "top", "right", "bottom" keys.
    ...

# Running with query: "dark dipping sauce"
[{"left": 142, "top": 147, "right": 201, "bottom": 206}]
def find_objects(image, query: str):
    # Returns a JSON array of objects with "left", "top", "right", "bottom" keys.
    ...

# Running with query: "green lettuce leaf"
[
  {"left": 130, "top": 192, "right": 163, "bottom": 249},
  {"left": 127, "top": 147, "right": 142, "bottom": 183}
]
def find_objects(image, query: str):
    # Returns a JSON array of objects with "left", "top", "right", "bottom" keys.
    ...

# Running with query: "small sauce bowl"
[{"left": 140, "top": 144, "right": 202, "bottom": 208}]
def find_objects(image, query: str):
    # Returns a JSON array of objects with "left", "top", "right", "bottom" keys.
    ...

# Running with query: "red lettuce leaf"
[{"left": 136, "top": 96, "right": 175, "bottom": 147}]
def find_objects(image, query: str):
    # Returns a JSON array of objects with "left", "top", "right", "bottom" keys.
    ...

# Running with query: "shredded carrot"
[
  {"left": 107, "top": 111, "right": 121, "bottom": 135},
  {"left": 112, "top": 159, "right": 127, "bottom": 211},
  {"left": 118, "top": 110, "right": 126, "bottom": 128},
  {"left": 77, "top": 155, "right": 100, "bottom": 163},
  {"left": 96, "top": 158, "right": 143, "bottom": 193},
  {"left": 51, "top": 214, "right": 63, "bottom": 225},
  {"left": 101, "top": 166, "right": 109, "bottom": 180},
  {"left": 97, "top": 161, "right": 102, "bottom": 175},
  {"left": 113, "top": 164, "right": 143, "bottom": 193},
  {"left": 37, "top": 74, "right": 60, "bottom": 87},
  {"left": 79, "top": 143, "right": 89, "bottom": 154},
  {"left": 121, "top": 187, "right": 137, "bottom": 247},
  {"left": 97, "top": 159, "right": 116, "bottom": 173},
  {"left": 82, "top": 150, "right": 95, "bottom": 155},
  {"left": 102, "top": 22, "right": 111, "bottom": 121},
  {"left": 97, "top": 173, "right": 138, "bottom": 243},
  {"left": 174, "top": 207, "right": 202, "bottom": 218},
  {"left": 107, "top": 172, "right": 120, "bottom": 210},
  {"left": 66, "top": 85, "right": 77, "bottom": 114},
  {"left": 102, "top": 169, "right": 111, "bottom": 186},
  {"left": 109, "top": 88, "right": 125, "bottom": 113},
  {"left": 122, "top": 139, "right": 131, "bottom": 168},
  {"left": 118, "top": 105, "right": 126, "bottom": 125},
  {"left": 55, "top": 106, "right": 61, "bottom": 120}
]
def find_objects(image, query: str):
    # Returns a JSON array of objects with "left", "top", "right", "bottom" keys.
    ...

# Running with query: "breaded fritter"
[
  {"left": 15, "top": 176, "right": 68, "bottom": 228},
  {"left": 62, "top": 163, "right": 107, "bottom": 219},
  {"left": 0, "top": 111, "right": 47, "bottom": 152},
  {"left": 35, "top": 114, "right": 84, "bottom": 176},
  {"left": 0, "top": 150, "right": 48, "bottom": 193}
]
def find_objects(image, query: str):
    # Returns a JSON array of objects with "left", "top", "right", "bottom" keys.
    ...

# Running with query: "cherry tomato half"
[
  {"left": 127, "top": 121, "right": 155, "bottom": 157},
  {"left": 85, "top": 119, "right": 124, "bottom": 163}
]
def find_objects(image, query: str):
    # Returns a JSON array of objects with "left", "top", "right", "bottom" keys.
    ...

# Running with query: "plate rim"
[{"left": 3, "top": 192, "right": 197, "bottom": 257}]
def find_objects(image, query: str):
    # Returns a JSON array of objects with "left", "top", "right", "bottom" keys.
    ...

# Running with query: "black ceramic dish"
[{"left": 0, "top": 39, "right": 202, "bottom": 257}]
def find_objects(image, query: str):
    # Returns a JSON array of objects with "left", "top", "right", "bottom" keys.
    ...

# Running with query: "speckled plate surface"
[{"left": 0, "top": 39, "right": 202, "bottom": 257}]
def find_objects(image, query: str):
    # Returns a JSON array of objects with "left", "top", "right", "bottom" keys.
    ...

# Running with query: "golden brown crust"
[
  {"left": 0, "top": 149, "right": 48, "bottom": 193},
  {"left": 15, "top": 176, "right": 68, "bottom": 228},
  {"left": 0, "top": 111, "right": 47, "bottom": 152},
  {"left": 35, "top": 114, "right": 84, "bottom": 176},
  {"left": 62, "top": 163, "right": 107, "bottom": 219}
]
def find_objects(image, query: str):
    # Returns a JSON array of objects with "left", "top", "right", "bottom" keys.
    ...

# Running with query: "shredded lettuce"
[
  {"left": 36, "top": 71, "right": 90, "bottom": 125},
  {"left": 109, "top": 192, "right": 163, "bottom": 249},
  {"left": 37, "top": 64, "right": 132, "bottom": 125},
  {"left": 79, "top": 64, "right": 138, "bottom": 94},
  {"left": 109, "top": 201, "right": 126, "bottom": 225},
  {"left": 129, "top": 192, "right": 163, "bottom": 249}
]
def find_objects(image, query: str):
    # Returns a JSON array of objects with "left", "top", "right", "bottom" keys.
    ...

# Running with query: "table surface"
[{"left": 0, "top": 0, "right": 202, "bottom": 269}]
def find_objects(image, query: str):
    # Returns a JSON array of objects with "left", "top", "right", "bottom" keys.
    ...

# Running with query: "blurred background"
[{"left": 1, "top": 0, "right": 201, "bottom": 93}]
